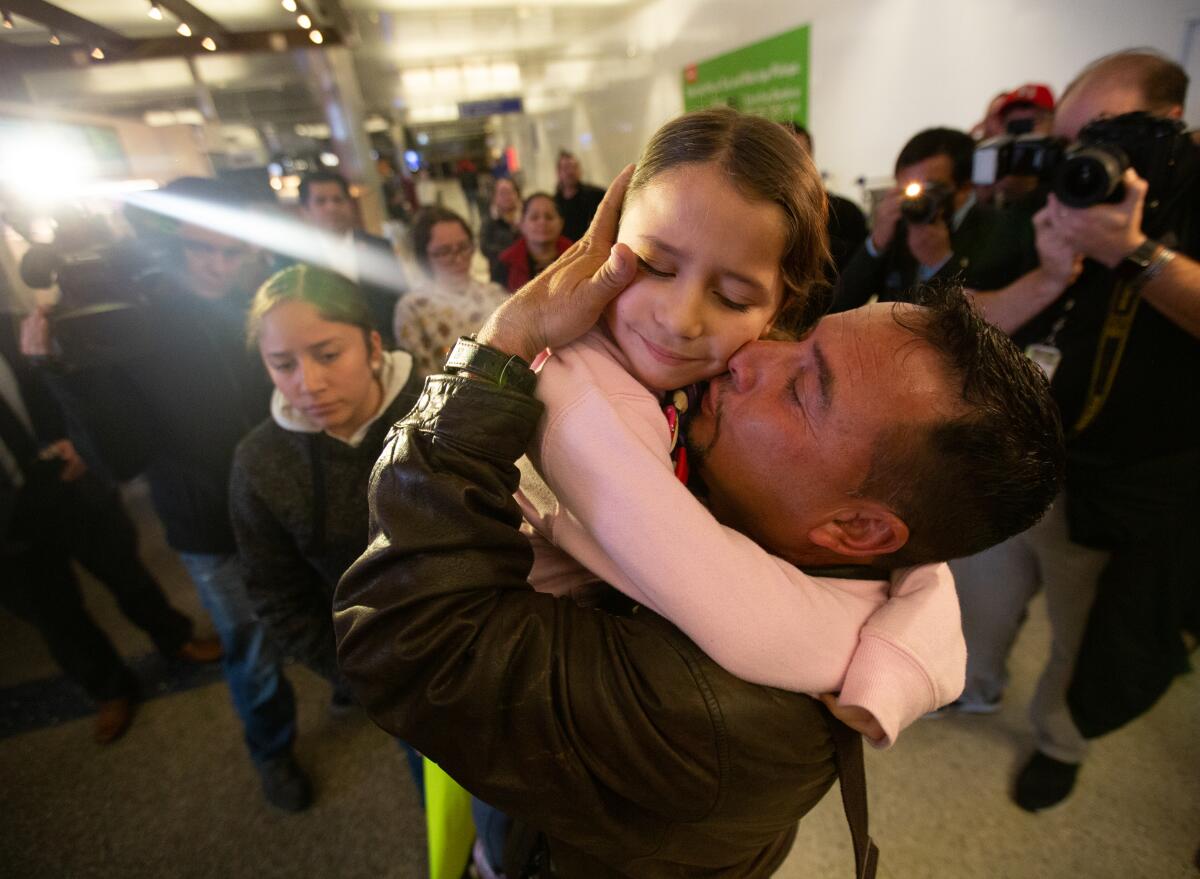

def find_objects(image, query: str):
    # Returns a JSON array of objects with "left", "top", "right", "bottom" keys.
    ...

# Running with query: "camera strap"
[{"left": 1070, "top": 278, "right": 1141, "bottom": 437}]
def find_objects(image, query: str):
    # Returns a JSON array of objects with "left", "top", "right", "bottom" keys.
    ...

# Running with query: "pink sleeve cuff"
[{"left": 837, "top": 632, "right": 964, "bottom": 750}]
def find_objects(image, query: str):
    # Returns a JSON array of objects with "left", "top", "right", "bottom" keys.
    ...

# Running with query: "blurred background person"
[
  {"left": 985, "top": 84, "right": 1058, "bottom": 211},
  {"left": 230, "top": 265, "right": 423, "bottom": 784},
  {"left": 19, "top": 177, "right": 312, "bottom": 812},
  {"left": 491, "top": 192, "right": 571, "bottom": 293},
  {"left": 392, "top": 207, "right": 508, "bottom": 378},
  {"left": 479, "top": 177, "right": 522, "bottom": 278},
  {"left": 0, "top": 342, "right": 220, "bottom": 744},
  {"left": 553, "top": 150, "right": 605, "bottom": 241},
  {"left": 296, "top": 170, "right": 407, "bottom": 349},
  {"left": 785, "top": 122, "right": 868, "bottom": 279}
]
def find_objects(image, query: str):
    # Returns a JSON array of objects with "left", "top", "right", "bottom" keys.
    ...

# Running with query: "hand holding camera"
[
  {"left": 1031, "top": 204, "right": 1084, "bottom": 290},
  {"left": 1045, "top": 168, "right": 1148, "bottom": 269}
]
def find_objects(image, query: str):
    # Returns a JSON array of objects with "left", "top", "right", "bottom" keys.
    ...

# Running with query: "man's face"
[
  {"left": 687, "top": 304, "right": 955, "bottom": 563},
  {"left": 897, "top": 154, "right": 968, "bottom": 211},
  {"left": 178, "top": 224, "right": 258, "bottom": 300},
  {"left": 1053, "top": 76, "right": 1148, "bottom": 140},
  {"left": 303, "top": 181, "right": 356, "bottom": 236},
  {"left": 557, "top": 156, "right": 581, "bottom": 190}
]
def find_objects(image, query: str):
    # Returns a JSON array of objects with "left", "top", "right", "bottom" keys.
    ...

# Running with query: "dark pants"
[{"left": 1, "top": 473, "right": 193, "bottom": 702}]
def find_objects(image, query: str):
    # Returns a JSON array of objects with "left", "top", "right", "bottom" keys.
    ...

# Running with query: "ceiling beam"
[
  {"left": 3, "top": 28, "right": 345, "bottom": 71},
  {"left": 4, "top": 0, "right": 135, "bottom": 52},
  {"left": 155, "top": 0, "right": 231, "bottom": 43}
]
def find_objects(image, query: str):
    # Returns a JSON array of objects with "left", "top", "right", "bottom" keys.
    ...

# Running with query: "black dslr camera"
[
  {"left": 972, "top": 111, "right": 1190, "bottom": 208},
  {"left": 899, "top": 180, "right": 956, "bottom": 224}
]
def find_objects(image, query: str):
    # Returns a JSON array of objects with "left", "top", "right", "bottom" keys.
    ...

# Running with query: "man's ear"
[{"left": 807, "top": 504, "right": 909, "bottom": 559}]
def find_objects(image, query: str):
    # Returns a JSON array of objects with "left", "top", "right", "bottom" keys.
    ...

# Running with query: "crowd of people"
[{"left": 1, "top": 44, "right": 1196, "bottom": 878}]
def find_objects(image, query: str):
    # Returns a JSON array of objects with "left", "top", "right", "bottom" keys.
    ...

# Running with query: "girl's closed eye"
[
  {"left": 636, "top": 255, "right": 674, "bottom": 279},
  {"left": 715, "top": 292, "right": 752, "bottom": 313}
]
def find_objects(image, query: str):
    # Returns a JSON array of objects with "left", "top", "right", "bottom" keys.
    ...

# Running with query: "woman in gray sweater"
[{"left": 229, "top": 265, "right": 421, "bottom": 727}]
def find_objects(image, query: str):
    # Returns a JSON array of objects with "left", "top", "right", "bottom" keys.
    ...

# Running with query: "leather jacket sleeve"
[{"left": 333, "top": 375, "right": 732, "bottom": 858}]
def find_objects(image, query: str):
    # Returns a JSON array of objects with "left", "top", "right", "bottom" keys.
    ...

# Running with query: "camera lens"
[{"left": 1054, "top": 145, "right": 1127, "bottom": 208}]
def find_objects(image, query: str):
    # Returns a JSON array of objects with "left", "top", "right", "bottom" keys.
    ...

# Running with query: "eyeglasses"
[{"left": 428, "top": 241, "right": 474, "bottom": 260}]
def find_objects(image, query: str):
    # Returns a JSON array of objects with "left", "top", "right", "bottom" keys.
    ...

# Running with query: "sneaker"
[
  {"left": 258, "top": 754, "right": 313, "bottom": 812},
  {"left": 1014, "top": 751, "right": 1079, "bottom": 812},
  {"left": 924, "top": 695, "right": 1001, "bottom": 719}
]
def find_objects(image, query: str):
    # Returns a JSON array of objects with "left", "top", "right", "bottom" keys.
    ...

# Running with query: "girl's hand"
[
  {"left": 819, "top": 693, "right": 885, "bottom": 743},
  {"left": 478, "top": 165, "right": 638, "bottom": 361}
]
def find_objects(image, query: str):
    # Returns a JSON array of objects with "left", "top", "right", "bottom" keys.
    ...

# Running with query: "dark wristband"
[{"left": 445, "top": 336, "right": 537, "bottom": 396}]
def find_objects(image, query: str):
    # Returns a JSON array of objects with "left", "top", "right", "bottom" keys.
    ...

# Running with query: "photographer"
[
  {"left": 833, "top": 127, "right": 1037, "bottom": 312},
  {"left": 976, "top": 84, "right": 1056, "bottom": 211},
  {"left": 953, "top": 50, "right": 1200, "bottom": 813},
  {"left": 20, "top": 178, "right": 313, "bottom": 812}
]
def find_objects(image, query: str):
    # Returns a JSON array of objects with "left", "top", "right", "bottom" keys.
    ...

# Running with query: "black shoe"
[
  {"left": 258, "top": 754, "right": 313, "bottom": 812},
  {"left": 1014, "top": 751, "right": 1079, "bottom": 812}
]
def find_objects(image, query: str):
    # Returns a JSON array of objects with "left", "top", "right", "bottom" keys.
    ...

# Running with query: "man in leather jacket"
[{"left": 334, "top": 168, "right": 1064, "bottom": 877}]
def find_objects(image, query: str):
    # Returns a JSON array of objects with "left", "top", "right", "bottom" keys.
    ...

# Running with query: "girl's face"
[
  {"left": 520, "top": 196, "right": 564, "bottom": 249},
  {"left": 258, "top": 299, "right": 383, "bottom": 440},
  {"left": 608, "top": 162, "right": 788, "bottom": 392},
  {"left": 426, "top": 220, "right": 474, "bottom": 285}
]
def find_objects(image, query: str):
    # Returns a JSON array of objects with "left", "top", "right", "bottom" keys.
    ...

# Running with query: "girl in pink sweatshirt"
[{"left": 516, "top": 108, "right": 966, "bottom": 747}]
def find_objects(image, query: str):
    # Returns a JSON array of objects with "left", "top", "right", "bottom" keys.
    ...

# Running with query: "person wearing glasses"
[{"left": 392, "top": 207, "right": 509, "bottom": 378}]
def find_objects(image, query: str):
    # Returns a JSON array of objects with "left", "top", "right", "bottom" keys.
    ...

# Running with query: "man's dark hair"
[
  {"left": 857, "top": 287, "right": 1065, "bottom": 566},
  {"left": 409, "top": 206, "right": 473, "bottom": 274},
  {"left": 895, "top": 128, "right": 976, "bottom": 187},
  {"left": 557, "top": 149, "right": 577, "bottom": 163},
  {"left": 299, "top": 170, "right": 351, "bottom": 206},
  {"left": 1062, "top": 48, "right": 1188, "bottom": 111}
]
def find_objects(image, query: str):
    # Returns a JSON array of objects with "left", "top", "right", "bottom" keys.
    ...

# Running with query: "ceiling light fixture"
[
  {"left": 281, "top": 0, "right": 297, "bottom": 11},
  {"left": 48, "top": 32, "right": 60, "bottom": 45},
  {"left": 176, "top": 22, "right": 191, "bottom": 37},
  {"left": 91, "top": 47, "right": 105, "bottom": 60},
  {"left": 201, "top": 36, "right": 216, "bottom": 51},
  {"left": 309, "top": 29, "right": 323, "bottom": 44},
  {"left": 147, "top": 3, "right": 162, "bottom": 20},
  {"left": 296, "top": 13, "right": 311, "bottom": 28}
]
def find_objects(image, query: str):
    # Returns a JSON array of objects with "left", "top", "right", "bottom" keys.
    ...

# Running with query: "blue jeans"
[
  {"left": 471, "top": 797, "right": 513, "bottom": 874},
  {"left": 179, "top": 552, "right": 296, "bottom": 765}
]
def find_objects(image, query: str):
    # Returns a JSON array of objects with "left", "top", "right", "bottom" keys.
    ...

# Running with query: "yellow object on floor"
[{"left": 424, "top": 757, "right": 475, "bottom": 879}]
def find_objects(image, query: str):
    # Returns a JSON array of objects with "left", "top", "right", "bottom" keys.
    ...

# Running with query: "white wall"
[{"left": 516, "top": 0, "right": 1198, "bottom": 203}]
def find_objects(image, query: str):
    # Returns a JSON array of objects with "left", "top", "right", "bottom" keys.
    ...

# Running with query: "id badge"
[{"left": 1025, "top": 343, "right": 1062, "bottom": 381}]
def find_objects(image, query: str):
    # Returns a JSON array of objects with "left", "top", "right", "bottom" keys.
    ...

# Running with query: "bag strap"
[{"left": 828, "top": 712, "right": 880, "bottom": 879}]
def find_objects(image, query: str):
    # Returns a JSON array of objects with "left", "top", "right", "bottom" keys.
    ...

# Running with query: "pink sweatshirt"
[{"left": 516, "top": 329, "right": 966, "bottom": 748}]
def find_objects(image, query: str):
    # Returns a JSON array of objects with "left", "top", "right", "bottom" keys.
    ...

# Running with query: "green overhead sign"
[{"left": 682, "top": 25, "right": 810, "bottom": 124}]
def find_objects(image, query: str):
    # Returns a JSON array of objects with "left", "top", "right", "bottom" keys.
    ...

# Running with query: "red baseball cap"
[{"left": 998, "top": 83, "right": 1055, "bottom": 115}]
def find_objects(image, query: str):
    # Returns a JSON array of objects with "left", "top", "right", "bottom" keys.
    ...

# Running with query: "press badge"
[{"left": 1025, "top": 343, "right": 1063, "bottom": 381}]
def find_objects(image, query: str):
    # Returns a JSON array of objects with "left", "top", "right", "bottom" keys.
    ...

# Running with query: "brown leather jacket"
[{"left": 334, "top": 375, "right": 840, "bottom": 877}]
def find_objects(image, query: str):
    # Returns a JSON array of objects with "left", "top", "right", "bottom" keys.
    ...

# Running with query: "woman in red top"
[{"left": 492, "top": 192, "right": 573, "bottom": 292}]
